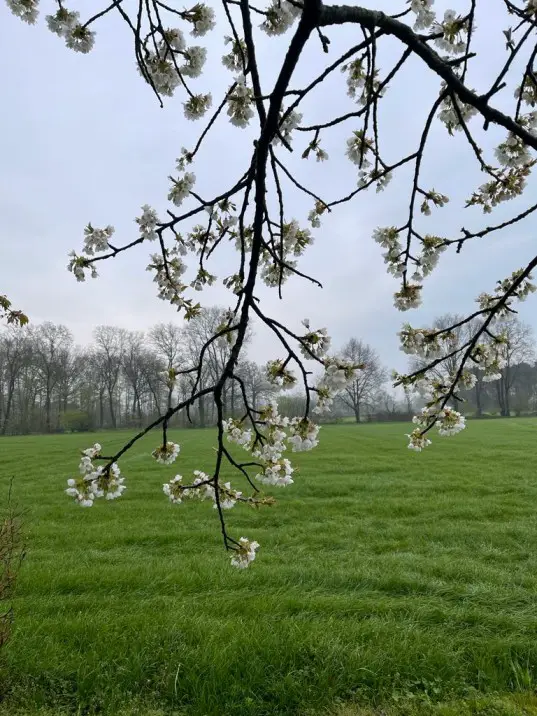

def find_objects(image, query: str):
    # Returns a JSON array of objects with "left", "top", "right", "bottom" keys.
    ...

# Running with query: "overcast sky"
[{"left": 1, "top": 0, "right": 536, "bottom": 374}]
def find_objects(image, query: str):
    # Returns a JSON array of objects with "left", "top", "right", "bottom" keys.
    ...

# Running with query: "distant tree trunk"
[
  {"left": 1, "top": 378, "right": 16, "bottom": 435},
  {"left": 496, "top": 379, "right": 508, "bottom": 416},
  {"left": 504, "top": 381, "right": 510, "bottom": 417},
  {"left": 475, "top": 378, "right": 483, "bottom": 417},
  {"left": 354, "top": 401, "right": 361, "bottom": 423},
  {"left": 45, "top": 391, "right": 52, "bottom": 433},
  {"left": 198, "top": 395, "right": 206, "bottom": 428},
  {"left": 108, "top": 388, "right": 116, "bottom": 428},
  {"left": 99, "top": 390, "right": 105, "bottom": 428}
]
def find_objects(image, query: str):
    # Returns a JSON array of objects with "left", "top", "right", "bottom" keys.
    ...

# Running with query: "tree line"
[
  {"left": 0, "top": 309, "right": 535, "bottom": 435},
  {"left": 0, "top": 307, "right": 276, "bottom": 435}
]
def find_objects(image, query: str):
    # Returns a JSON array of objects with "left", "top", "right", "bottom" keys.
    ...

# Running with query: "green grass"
[{"left": 1, "top": 420, "right": 537, "bottom": 715}]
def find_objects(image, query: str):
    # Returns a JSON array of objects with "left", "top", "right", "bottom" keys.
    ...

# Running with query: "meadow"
[{"left": 1, "top": 420, "right": 537, "bottom": 715}]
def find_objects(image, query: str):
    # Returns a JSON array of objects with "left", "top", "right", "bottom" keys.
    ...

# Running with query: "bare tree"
[
  {"left": 0, "top": 328, "right": 28, "bottom": 435},
  {"left": 495, "top": 318, "right": 535, "bottom": 416},
  {"left": 93, "top": 327, "right": 126, "bottom": 429},
  {"left": 235, "top": 360, "right": 275, "bottom": 413},
  {"left": 122, "top": 331, "right": 149, "bottom": 426},
  {"left": 183, "top": 307, "right": 252, "bottom": 424},
  {"left": 149, "top": 323, "right": 184, "bottom": 414},
  {"left": 339, "top": 339, "right": 386, "bottom": 422},
  {"left": 32, "top": 323, "right": 73, "bottom": 433}
]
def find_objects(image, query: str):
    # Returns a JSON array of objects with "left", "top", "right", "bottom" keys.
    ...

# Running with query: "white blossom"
[
  {"left": 161, "top": 27, "right": 186, "bottom": 51},
  {"left": 180, "top": 46, "right": 207, "bottom": 78},
  {"left": 494, "top": 132, "right": 533, "bottom": 168},
  {"left": 135, "top": 205, "right": 159, "bottom": 241},
  {"left": 261, "top": 259, "right": 297, "bottom": 287},
  {"left": 183, "top": 93, "right": 212, "bottom": 120},
  {"left": 65, "top": 479, "right": 94, "bottom": 507},
  {"left": 406, "top": 429, "right": 432, "bottom": 452},
  {"left": 141, "top": 54, "right": 181, "bottom": 96},
  {"left": 83, "top": 224, "right": 114, "bottom": 257},
  {"left": 256, "top": 459, "right": 294, "bottom": 487},
  {"left": 266, "top": 359, "right": 297, "bottom": 389},
  {"left": 46, "top": 8, "right": 78, "bottom": 35},
  {"left": 282, "top": 220, "right": 313, "bottom": 257},
  {"left": 189, "top": 4, "right": 216, "bottom": 36},
  {"left": 288, "top": 418, "right": 320, "bottom": 452},
  {"left": 346, "top": 131, "right": 372, "bottom": 167},
  {"left": 67, "top": 446, "right": 126, "bottom": 506},
  {"left": 438, "top": 86, "right": 478, "bottom": 134},
  {"left": 65, "top": 24, "right": 96, "bottom": 54},
  {"left": 230, "top": 537, "right": 260, "bottom": 569},
  {"left": 152, "top": 441, "right": 181, "bottom": 465},
  {"left": 163, "top": 475, "right": 184, "bottom": 504},
  {"left": 432, "top": 10, "right": 468, "bottom": 55},
  {"left": 227, "top": 77, "right": 255, "bottom": 128},
  {"left": 222, "top": 36, "right": 247, "bottom": 72},
  {"left": 223, "top": 419, "right": 253, "bottom": 449},
  {"left": 146, "top": 247, "right": 187, "bottom": 305},
  {"left": 67, "top": 251, "right": 98, "bottom": 282},
  {"left": 216, "top": 482, "right": 241, "bottom": 510},
  {"left": 394, "top": 284, "right": 422, "bottom": 311},
  {"left": 82, "top": 443, "right": 102, "bottom": 459},
  {"left": 437, "top": 407, "right": 466, "bottom": 436},
  {"left": 300, "top": 320, "right": 331, "bottom": 359},
  {"left": 260, "top": 0, "right": 300, "bottom": 35},
  {"left": 409, "top": 0, "right": 435, "bottom": 29},
  {"left": 273, "top": 109, "right": 302, "bottom": 147},
  {"left": 168, "top": 172, "right": 196, "bottom": 207},
  {"left": 6, "top": 0, "right": 38, "bottom": 24}
]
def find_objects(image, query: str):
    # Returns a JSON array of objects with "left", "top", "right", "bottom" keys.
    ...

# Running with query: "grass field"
[{"left": 1, "top": 420, "right": 537, "bottom": 715}]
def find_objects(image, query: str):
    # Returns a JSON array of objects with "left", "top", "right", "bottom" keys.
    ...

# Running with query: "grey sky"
[{"left": 1, "top": 0, "right": 536, "bottom": 375}]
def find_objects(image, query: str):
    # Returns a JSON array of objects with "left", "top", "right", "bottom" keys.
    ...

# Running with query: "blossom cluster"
[
  {"left": 342, "top": 58, "right": 382, "bottom": 106},
  {"left": 314, "top": 357, "right": 361, "bottom": 413},
  {"left": 255, "top": 218, "right": 313, "bottom": 288},
  {"left": 307, "top": 201, "right": 328, "bottom": 229},
  {"left": 398, "top": 324, "right": 457, "bottom": 360},
  {"left": 300, "top": 319, "right": 331, "bottom": 359},
  {"left": 394, "top": 268, "right": 536, "bottom": 450},
  {"left": 65, "top": 443, "right": 126, "bottom": 506},
  {"left": 260, "top": 0, "right": 301, "bottom": 36},
  {"left": 273, "top": 109, "right": 303, "bottom": 148},
  {"left": 67, "top": 252, "right": 98, "bottom": 282},
  {"left": 432, "top": 10, "right": 469, "bottom": 55},
  {"left": 82, "top": 223, "right": 115, "bottom": 257},
  {"left": 438, "top": 85, "right": 478, "bottom": 135},
  {"left": 409, "top": 0, "right": 435, "bottom": 30},
  {"left": 230, "top": 537, "right": 260, "bottom": 569},
  {"left": 146, "top": 248, "right": 188, "bottom": 306},
  {"left": 406, "top": 405, "right": 466, "bottom": 451},
  {"left": 346, "top": 130, "right": 373, "bottom": 169},
  {"left": 47, "top": 7, "right": 95, "bottom": 53},
  {"left": 266, "top": 359, "right": 297, "bottom": 389},
  {"left": 162, "top": 470, "right": 242, "bottom": 510},
  {"left": 372, "top": 227, "right": 405, "bottom": 278},
  {"left": 227, "top": 77, "right": 255, "bottom": 128},
  {"left": 136, "top": 205, "right": 159, "bottom": 241},
  {"left": 222, "top": 36, "right": 247, "bottom": 73},
  {"left": 467, "top": 164, "right": 535, "bottom": 213},
  {"left": 152, "top": 441, "right": 181, "bottom": 465},
  {"left": 420, "top": 190, "right": 449, "bottom": 217},
  {"left": 4, "top": 0, "right": 218, "bottom": 114},
  {"left": 223, "top": 401, "right": 320, "bottom": 490},
  {"left": 476, "top": 269, "right": 536, "bottom": 317}
]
